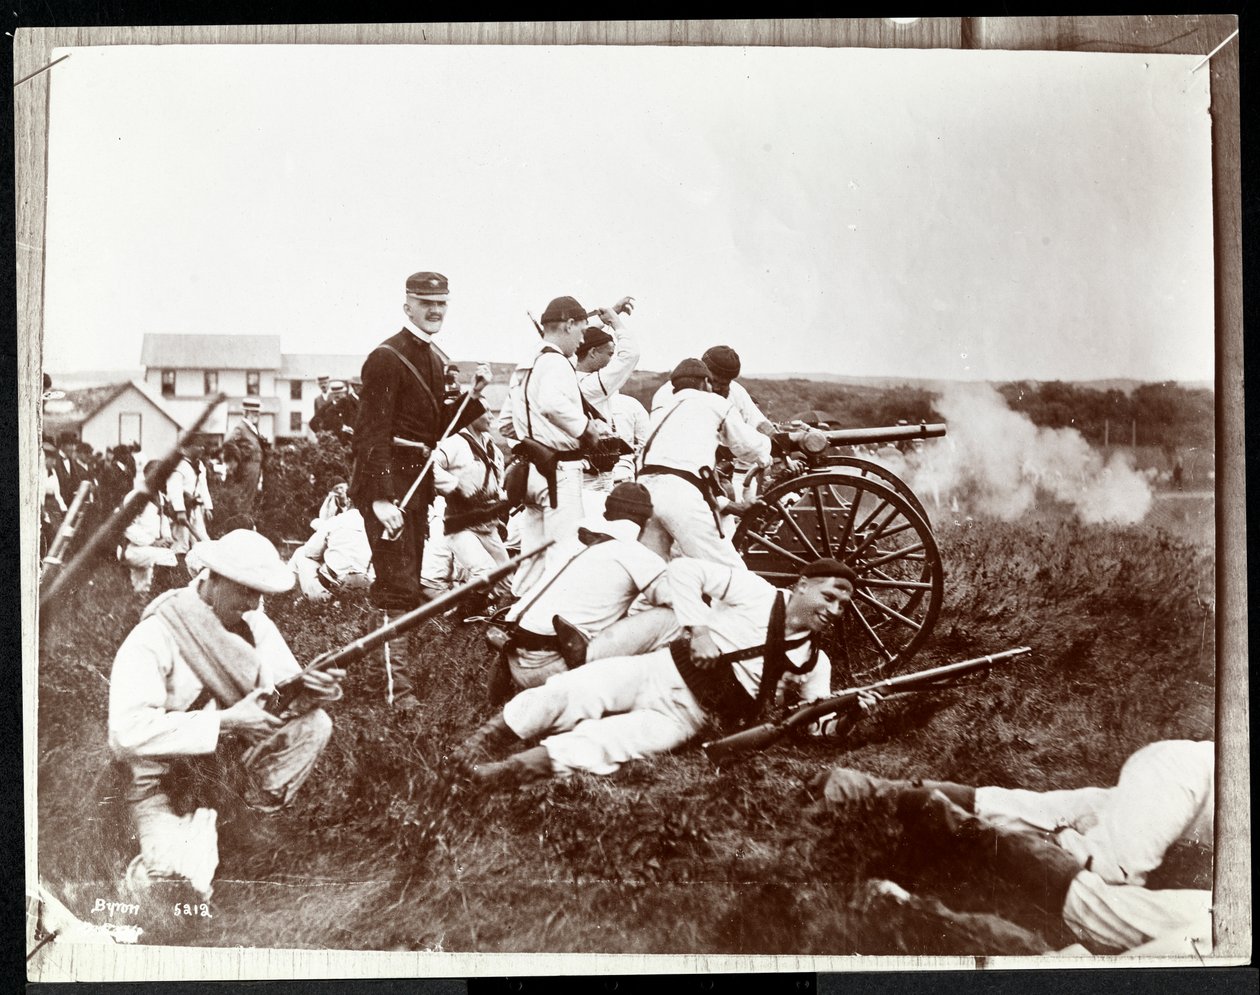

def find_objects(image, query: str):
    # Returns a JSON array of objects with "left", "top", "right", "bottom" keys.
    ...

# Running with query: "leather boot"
[
  {"left": 897, "top": 789, "right": 1082, "bottom": 918},
  {"left": 552, "top": 615, "right": 589, "bottom": 669},
  {"left": 450, "top": 713, "right": 526, "bottom": 771},
  {"left": 471, "top": 746, "right": 553, "bottom": 792}
]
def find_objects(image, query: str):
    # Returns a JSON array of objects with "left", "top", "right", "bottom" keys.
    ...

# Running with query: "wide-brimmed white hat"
[{"left": 193, "top": 529, "right": 295, "bottom": 594}]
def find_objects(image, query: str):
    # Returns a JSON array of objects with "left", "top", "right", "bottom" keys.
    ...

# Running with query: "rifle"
[
  {"left": 39, "top": 393, "right": 226, "bottom": 629},
  {"left": 265, "top": 540, "right": 552, "bottom": 715},
  {"left": 40, "top": 480, "right": 93, "bottom": 581},
  {"left": 701, "top": 646, "right": 1033, "bottom": 766}
]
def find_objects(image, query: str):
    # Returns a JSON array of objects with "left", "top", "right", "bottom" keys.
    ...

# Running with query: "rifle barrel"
[
  {"left": 702, "top": 645, "right": 1032, "bottom": 766},
  {"left": 820, "top": 423, "right": 947, "bottom": 447},
  {"left": 40, "top": 480, "right": 93, "bottom": 579},
  {"left": 39, "top": 393, "right": 226, "bottom": 626}
]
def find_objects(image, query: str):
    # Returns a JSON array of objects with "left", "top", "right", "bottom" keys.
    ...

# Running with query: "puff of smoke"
[{"left": 897, "top": 384, "right": 1153, "bottom": 525}]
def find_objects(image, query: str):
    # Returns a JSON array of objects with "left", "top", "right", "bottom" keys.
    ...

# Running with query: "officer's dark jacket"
[{"left": 350, "top": 328, "right": 485, "bottom": 504}]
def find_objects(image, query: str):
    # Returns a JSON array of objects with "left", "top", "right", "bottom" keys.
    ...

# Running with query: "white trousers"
[
  {"left": 119, "top": 544, "right": 179, "bottom": 593},
  {"left": 513, "top": 462, "right": 588, "bottom": 597},
  {"left": 639, "top": 473, "right": 746, "bottom": 570},
  {"left": 421, "top": 527, "right": 509, "bottom": 594},
  {"left": 501, "top": 649, "right": 708, "bottom": 777}
]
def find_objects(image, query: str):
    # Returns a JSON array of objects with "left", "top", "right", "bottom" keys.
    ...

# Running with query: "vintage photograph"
[{"left": 19, "top": 19, "right": 1244, "bottom": 980}]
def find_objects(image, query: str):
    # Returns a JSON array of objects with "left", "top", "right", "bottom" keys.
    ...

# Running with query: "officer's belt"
[{"left": 638, "top": 463, "right": 724, "bottom": 533}]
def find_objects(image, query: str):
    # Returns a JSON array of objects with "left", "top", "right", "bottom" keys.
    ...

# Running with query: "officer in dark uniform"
[
  {"left": 350, "top": 270, "right": 490, "bottom": 708},
  {"left": 309, "top": 379, "right": 359, "bottom": 445}
]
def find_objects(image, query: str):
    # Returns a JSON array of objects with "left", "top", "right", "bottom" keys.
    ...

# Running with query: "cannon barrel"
[{"left": 775, "top": 422, "right": 947, "bottom": 455}]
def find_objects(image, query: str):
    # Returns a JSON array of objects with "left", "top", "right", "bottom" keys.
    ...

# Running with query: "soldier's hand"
[
  {"left": 580, "top": 421, "right": 610, "bottom": 449},
  {"left": 372, "top": 499, "right": 404, "bottom": 533},
  {"left": 595, "top": 305, "right": 623, "bottom": 329},
  {"left": 204, "top": 509, "right": 214, "bottom": 523},
  {"left": 688, "top": 627, "right": 723, "bottom": 668},
  {"left": 300, "top": 667, "right": 345, "bottom": 700},
  {"left": 219, "top": 688, "right": 283, "bottom": 743},
  {"left": 612, "top": 295, "right": 635, "bottom": 315},
  {"left": 472, "top": 363, "right": 493, "bottom": 396}
]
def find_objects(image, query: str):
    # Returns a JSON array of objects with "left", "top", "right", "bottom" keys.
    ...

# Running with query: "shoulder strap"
[
  {"left": 638, "top": 396, "right": 689, "bottom": 468},
  {"left": 380, "top": 343, "right": 442, "bottom": 419}
]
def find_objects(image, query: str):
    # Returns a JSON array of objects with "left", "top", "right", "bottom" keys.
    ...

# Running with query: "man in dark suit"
[{"left": 350, "top": 270, "right": 491, "bottom": 709}]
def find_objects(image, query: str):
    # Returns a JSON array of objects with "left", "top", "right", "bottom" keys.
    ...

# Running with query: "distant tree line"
[{"left": 623, "top": 372, "right": 1213, "bottom": 456}]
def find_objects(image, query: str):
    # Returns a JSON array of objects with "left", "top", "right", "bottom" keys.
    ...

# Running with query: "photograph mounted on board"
[{"left": 20, "top": 24, "right": 1240, "bottom": 979}]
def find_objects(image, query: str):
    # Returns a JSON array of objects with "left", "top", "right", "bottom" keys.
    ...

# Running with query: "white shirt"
[
  {"left": 108, "top": 580, "right": 301, "bottom": 759},
  {"left": 506, "top": 516, "right": 667, "bottom": 637},
  {"left": 663, "top": 557, "right": 830, "bottom": 703},
  {"left": 431, "top": 430, "right": 504, "bottom": 499},
  {"left": 165, "top": 457, "right": 198, "bottom": 513},
  {"left": 652, "top": 379, "right": 770, "bottom": 432},
  {"left": 610, "top": 393, "right": 650, "bottom": 481},
  {"left": 639, "top": 388, "right": 772, "bottom": 473},
  {"left": 122, "top": 490, "right": 169, "bottom": 548},
  {"left": 504, "top": 342, "right": 588, "bottom": 451},
  {"left": 294, "top": 508, "right": 372, "bottom": 578},
  {"left": 577, "top": 316, "right": 640, "bottom": 421}
]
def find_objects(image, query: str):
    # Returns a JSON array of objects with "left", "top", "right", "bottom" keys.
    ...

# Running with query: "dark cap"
[
  {"left": 330, "top": 476, "right": 347, "bottom": 487},
  {"left": 702, "top": 345, "right": 741, "bottom": 380},
  {"left": 405, "top": 271, "right": 450, "bottom": 299},
  {"left": 56, "top": 430, "right": 78, "bottom": 447},
  {"left": 798, "top": 558, "right": 858, "bottom": 586},
  {"left": 670, "top": 358, "right": 712, "bottom": 385},
  {"left": 540, "top": 296, "right": 588, "bottom": 324},
  {"left": 604, "top": 481, "right": 654, "bottom": 526},
  {"left": 576, "top": 326, "right": 614, "bottom": 357}
]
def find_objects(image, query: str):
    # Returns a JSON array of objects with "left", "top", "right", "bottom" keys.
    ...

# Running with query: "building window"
[
  {"left": 160, "top": 370, "right": 176, "bottom": 398},
  {"left": 119, "top": 412, "right": 141, "bottom": 446},
  {"left": 246, "top": 371, "right": 260, "bottom": 396},
  {"left": 290, "top": 412, "right": 303, "bottom": 432},
  {"left": 204, "top": 371, "right": 218, "bottom": 395},
  {"left": 290, "top": 379, "right": 302, "bottom": 401}
]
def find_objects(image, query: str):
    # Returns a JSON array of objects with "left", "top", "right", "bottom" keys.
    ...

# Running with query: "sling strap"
[{"left": 380, "top": 342, "right": 442, "bottom": 422}]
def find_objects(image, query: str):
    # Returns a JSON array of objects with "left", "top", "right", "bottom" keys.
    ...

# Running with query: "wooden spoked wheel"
[{"left": 732, "top": 471, "right": 943, "bottom": 681}]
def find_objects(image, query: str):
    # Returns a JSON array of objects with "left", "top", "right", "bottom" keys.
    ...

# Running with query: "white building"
[
  {"left": 42, "top": 380, "right": 182, "bottom": 456},
  {"left": 139, "top": 334, "right": 368, "bottom": 441}
]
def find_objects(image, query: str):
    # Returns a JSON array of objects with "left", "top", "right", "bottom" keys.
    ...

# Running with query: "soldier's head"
[
  {"left": 602, "top": 482, "right": 654, "bottom": 535},
  {"left": 193, "top": 529, "right": 295, "bottom": 626},
  {"left": 330, "top": 477, "right": 348, "bottom": 498},
  {"left": 669, "top": 358, "right": 713, "bottom": 394},
  {"left": 575, "top": 325, "right": 615, "bottom": 373},
  {"left": 701, "top": 346, "right": 741, "bottom": 398},
  {"left": 469, "top": 411, "right": 492, "bottom": 434},
  {"left": 788, "top": 559, "right": 857, "bottom": 633},
  {"left": 403, "top": 271, "right": 450, "bottom": 336},
  {"left": 539, "top": 296, "right": 589, "bottom": 357}
]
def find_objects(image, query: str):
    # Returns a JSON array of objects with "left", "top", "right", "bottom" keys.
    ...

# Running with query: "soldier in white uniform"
[
  {"left": 289, "top": 507, "right": 373, "bottom": 602},
  {"left": 117, "top": 461, "right": 180, "bottom": 594},
  {"left": 420, "top": 411, "right": 510, "bottom": 599},
  {"left": 491, "top": 482, "right": 669, "bottom": 691},
  {"left": 610, "top": 392, "right": 650, "bottom": 484},
  {"left": 812, "top": 739, "right": 1214, "bottom": 954},
  {"left": 637, "top": 358, "right": 772, "bottom": 569},
  {"left": 650, "top": 345, "right": 773, "bottom": 437},
  {"left": 108, "top": 530, "right": 344, "bottom": 900},
  {"left": 165, "top": 450, "right": 212, "bottom": 553},
  {"left": 456, "top": 558, "right": 857, "bottom": 787},
  {"left": 574, "top": 297, "right": 638, "bottom": 493},
  {"left": 501, "top": 295, "right": 612, "bottom": 596}
]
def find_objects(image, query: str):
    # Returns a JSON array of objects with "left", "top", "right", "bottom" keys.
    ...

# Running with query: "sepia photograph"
[{"left": 17, "top": 17, "right": 1248, "bottom": 982}]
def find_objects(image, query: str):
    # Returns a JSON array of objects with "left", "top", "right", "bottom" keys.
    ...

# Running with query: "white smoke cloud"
[{"left": 892, "top": 383, "right": 1153, "bottom": 525}]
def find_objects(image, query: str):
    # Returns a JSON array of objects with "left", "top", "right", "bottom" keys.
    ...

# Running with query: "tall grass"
[{"left": 36, "top": 513, "right": 1214, "bottom": 954}]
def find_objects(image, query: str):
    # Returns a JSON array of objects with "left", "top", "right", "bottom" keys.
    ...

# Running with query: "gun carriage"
[{"left": 730, "top": 421, "right": 947, "bottom": 681}]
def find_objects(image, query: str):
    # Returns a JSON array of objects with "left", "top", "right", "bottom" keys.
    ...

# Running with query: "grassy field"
[{"left": 36, "top": 507, "right": 1215, "bottom": 955}]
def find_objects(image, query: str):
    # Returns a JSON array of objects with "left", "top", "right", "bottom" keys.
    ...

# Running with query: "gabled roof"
[
  {"left": 42, "top": 380, "right": 183, "bottom": 433},
  {"left": 279, "top": 353, "right": 366, "bottom": 379},
  {"left": 141, "top": 333, "right": 283, "bottom": 370}
]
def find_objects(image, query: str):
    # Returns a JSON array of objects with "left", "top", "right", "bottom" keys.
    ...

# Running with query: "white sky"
[{"left": 41, "top": 44, "right": 1215, "bottom": 382}]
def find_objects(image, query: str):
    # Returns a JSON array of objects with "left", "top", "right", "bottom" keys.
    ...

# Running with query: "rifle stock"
[
  {"left": 702, "top": 646, "right": 1032, "bottom": 766},
  {"left": 40, "top": 480, "right": 93, "bottom": 581},
  {"left": 265, "top": 541, "right": 552, "bottom": 715}
]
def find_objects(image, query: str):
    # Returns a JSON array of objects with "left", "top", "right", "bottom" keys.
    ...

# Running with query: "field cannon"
[{"left": 731, "top": 422, "right": 947, "bottom": 681}]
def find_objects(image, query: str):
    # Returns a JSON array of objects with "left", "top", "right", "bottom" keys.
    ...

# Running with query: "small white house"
[{"left": 42, "top": 380, "right": 183, "bottom": 456}]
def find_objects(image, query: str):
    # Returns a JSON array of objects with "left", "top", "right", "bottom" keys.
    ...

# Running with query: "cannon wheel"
[
  {"left": 732, "top": 471, "right": 943, "bottom": 681},
  {"left": 736, "top": 457, "right": 930, "bottom": 524}
]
